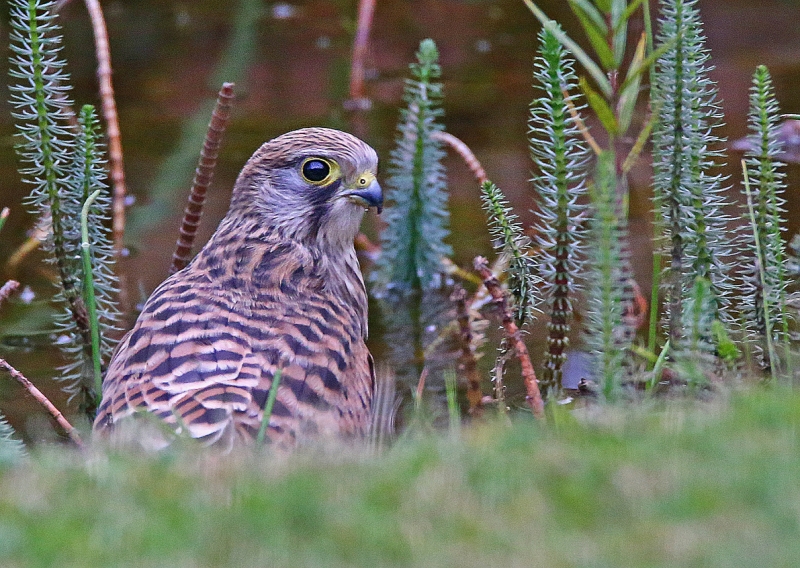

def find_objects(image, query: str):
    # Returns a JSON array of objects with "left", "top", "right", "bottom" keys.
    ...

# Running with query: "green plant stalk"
[
  {"left": 742, "top": 161, "right": 778, "bottom": 382},
  {"left": 256, "top": 369, "right": 282, "bottom": 445},
  {"left": 530, "top": 27, "right": 588, "bottom": 399},
  {"left": 587, "top": 151, "right": 627, "bottom": 400},
  {"left": 21, "top": 1, "right": 78, "bottom": 306},
  {"left": 480, "top": 181, "right": 537, "bottom": 326},
  {"left": 373, "top": 39, "right": 449, "bottom": 291},
  {"left": 81, "top": 189, "right": 103, "bottom": 402},
  {"left": 649, "top": 339, "right": 671, "bottom": 390},
  {"left": 747, "top": 65, "right": 791, "bottom": 375},
  {"left": 0, "top": 208, "right": 8, "bottom": 235},
  {"left": 444, "top": 368, "right": 459, "bottom": 434}
]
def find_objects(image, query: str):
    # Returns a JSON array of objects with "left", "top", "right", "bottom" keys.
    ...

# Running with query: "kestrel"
[{"left": 94, "top": 128, "right": 382, "bottom": 449}]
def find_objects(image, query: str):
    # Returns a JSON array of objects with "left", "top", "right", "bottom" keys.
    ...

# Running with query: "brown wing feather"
[{"left": 94, "top": 237, "right": 374, "bottom": 448}]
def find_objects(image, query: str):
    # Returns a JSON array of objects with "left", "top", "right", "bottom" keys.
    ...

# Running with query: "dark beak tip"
[{"left": 352, "top": 181, "right": 383, "bottom": 213}]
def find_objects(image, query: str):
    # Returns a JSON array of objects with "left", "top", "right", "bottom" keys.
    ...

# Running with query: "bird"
[{"left": 94, "top": 127, "right": 383, "bottom": 450}]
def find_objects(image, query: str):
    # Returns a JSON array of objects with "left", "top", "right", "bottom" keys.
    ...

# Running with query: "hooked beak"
[{"left": 345, "top": 179, "right": 384, "bottom": 214}]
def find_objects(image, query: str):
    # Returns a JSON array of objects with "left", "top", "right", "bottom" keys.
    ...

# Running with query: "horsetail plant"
[
  {"left": 480, "top": 181, "right": 539, "bottom": 328},
  {"left": 585, "top": 153, "right": 630, "bottom": 400},
  {"left": 372, "top": 39, "right": 455, "bottom": 419},
  {"left": 9, "top": 0, "right": 83, "bottom": 316},
  {"left": 529, "top": 27, "right": 589, "bottom": 400},
  {"left": 739, "top": 65, "right": 790, "bottom": 373},
  {"left": 651, "top": 0, "right": 732, "bottom": 356},
  {"left": 9, "top": 0, "right": 119, "bottom": 415},
  {"left": 373, "top": 38, "right": 451, "bottom": 292}
]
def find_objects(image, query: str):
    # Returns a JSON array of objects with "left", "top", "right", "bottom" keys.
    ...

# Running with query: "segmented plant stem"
[
  {"left": 474, "top": 256, "right": 543, "bottom": 419},
  {"left": 170, "top": 82, "right": 235, "bottom": 275},
  {"left": 451, "top": 286, "right": 483, "bottom": 415}
]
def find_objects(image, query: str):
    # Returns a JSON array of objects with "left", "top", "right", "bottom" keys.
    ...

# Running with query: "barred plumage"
[{"left": 94, "top": 128, "right": 382, "bottom": 449}]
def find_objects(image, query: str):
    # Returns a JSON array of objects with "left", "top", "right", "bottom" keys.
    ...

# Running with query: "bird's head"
[{"left": 230, "top": 127, "right": 382, "bottom": 251}]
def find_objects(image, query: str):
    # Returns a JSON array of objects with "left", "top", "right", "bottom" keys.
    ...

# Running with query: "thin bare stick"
[
  {"left": 169, "top": 83, "right": 236, "bottom": 275},
  {"left": 473, "top": 256, "right": 544, "bottom": 419},
  {"left": 346, "top": 0, "right": 376, "bottom": 111},
  {"left": 563, "top": 88, "right": 602, "bottom": 156},
  {"left": 82, "top": 0, "right": 127, "bottom": 254},
  {"left": 432, "top": 131, "right": 488, "bottom": 185},
  {"left": 451, "top": 285, "right": 483, "bottom": 415},
  {"left": 0, "top": 358, "right": 85, "bottom": 448},
  {"left": 0, "top": 280, "right": 20, "bottom": 308}
]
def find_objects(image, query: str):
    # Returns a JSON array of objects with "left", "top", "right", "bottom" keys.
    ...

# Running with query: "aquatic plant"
[
  {"left": 651, "top": 0, "right": 731, "bottom": 355},
  {"left": 372, "top": 38, "right": 451, "bottom": 292},
  {"left": 9, "top": 0, "right": 118, "bottom": 414},
  {"left": 739, "top": 65, "right": 790, "bottom": 373},
  {"left": 529, "top": 27, "right": 589, "bottom": 399}
]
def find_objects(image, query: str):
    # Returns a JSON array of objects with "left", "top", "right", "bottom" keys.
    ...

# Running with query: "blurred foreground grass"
[{"left": 2, "top": 389, "right": 800, "bottom": 567}]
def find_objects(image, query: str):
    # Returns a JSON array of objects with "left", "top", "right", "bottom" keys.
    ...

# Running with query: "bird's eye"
[{"left": 301, "top": 158, "right": 334, "bottom": 184}]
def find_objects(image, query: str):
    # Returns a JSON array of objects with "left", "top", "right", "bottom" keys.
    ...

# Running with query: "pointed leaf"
[
  {"left": 622, "top": 103, "right": 659, "bottom": 174},
  {"left": 594, "top": 0, "right": 611, "bottom": 11},
  {"left": 611, "top": 0, "right": 628, "bottom": 65},
  {"left": 615, "top": 0, "right": 647, "bottom": 34},
  {"left": 523, "top": 0, "right": 611, "bottom": 97},
  {"left": 580, "top": 76, "right": 618, "bottom": 135},
  {"left": 616, "top": 34, "right": 646, "bottom": 133},
  {"left": 568, "top": 0, "right": 607, "bottom": 33},
  {"left": 569, "top": 0, "right": 616, "bottom": 70},
  {"left": 618, "top": 36, "right": 675, "bottom": 95}
]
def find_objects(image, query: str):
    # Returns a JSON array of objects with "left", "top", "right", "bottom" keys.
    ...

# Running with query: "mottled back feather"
[{"left": 94, "top": 128, "right": 378, "bottom": 449}]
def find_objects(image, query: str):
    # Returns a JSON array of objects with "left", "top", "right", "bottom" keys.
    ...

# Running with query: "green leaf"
[
  {"left": 618, "top": 36, "right": 675, "bottom": 96},
  {"left": 594, "top": 0, "right": 611, "bottom": 11},
  {"left": 523, "top": 0, "right": 611, "bottom": 97},
  {"left": 611, "top": 0, "right": 628, "bottom": 65},
  {"left": 616, "top": 34, "right": 646, "bottom": 133},
  {"left": 580, "top": 76, "right": 618, "bottom": 135},
  {"left": 569, "top": 0, "right": 616, "bottom": 70},
  {"left": 622, "top": 102, "right": 659, "bottom": 174},
  {"left": 568, "top": 0, "right": 607, "bottom": 33},
  {"left": 615, "top": 0, "right": 647, "bottom": 34}
]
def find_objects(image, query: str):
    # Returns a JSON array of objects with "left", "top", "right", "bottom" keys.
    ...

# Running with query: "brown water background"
[{"left": 1, "top": 0, "right": 799, "bottom": 440}]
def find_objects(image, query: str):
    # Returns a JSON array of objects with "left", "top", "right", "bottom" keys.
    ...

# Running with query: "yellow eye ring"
[{"left": 300, "top": 157, "right": 339, "bottom": 185}]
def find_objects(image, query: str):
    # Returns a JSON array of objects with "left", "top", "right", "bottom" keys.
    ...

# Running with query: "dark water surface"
[{"left": 1, "top": 0, "right": 799, "bottom": 440}]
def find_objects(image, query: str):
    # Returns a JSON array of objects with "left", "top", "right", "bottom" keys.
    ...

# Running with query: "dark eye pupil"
[{"left": 303, "top": 159, "right": 330, "bottom": 182}]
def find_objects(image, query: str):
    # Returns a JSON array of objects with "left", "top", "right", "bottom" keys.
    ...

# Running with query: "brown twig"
[
  {"left": 0, "top": 280, "right": 20, "bottom": 308},
  {"left": 451, "top": 285, "right": 484, "bottom": 415},
  {"left": 345, "top": 0, "right": 376, "bottom": 111},
  {"left": 563, "top": 88, "right": 602, "bottom": 156},
  {"left": 0, "top": 358, "right": 85, "bottom": 448},
  {"left": 82, "top": 0, "right": 127, "bottom": 254},
  {"left": 431, "top": 131, "right": 488, "bottom": 185},
  {"left": 473, "top": 256, "right": 544, "bottom": 419},
  {"left": 169, "top": 83, "right": 236, "bottom": 275}
]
